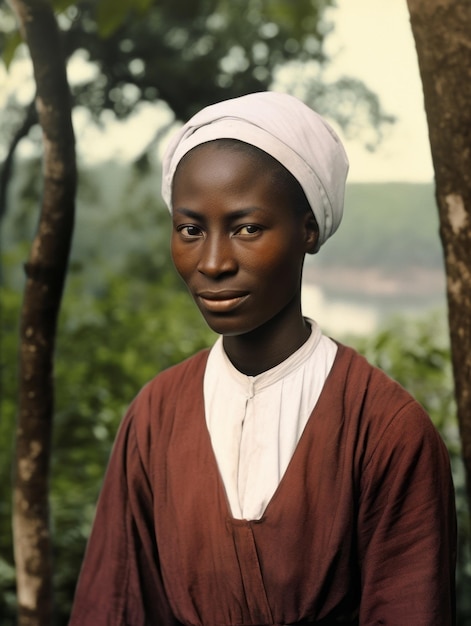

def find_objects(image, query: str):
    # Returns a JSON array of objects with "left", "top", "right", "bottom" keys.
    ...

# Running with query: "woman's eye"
[
  {"left": 179, "top": 225, "right": 203, "bottom": 238},
  {"left": 236, "top": 225, "right": 261, "bottom": 236}
]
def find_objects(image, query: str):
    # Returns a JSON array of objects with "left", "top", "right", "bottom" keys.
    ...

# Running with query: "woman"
[{"left": 69, "top": 92, "right": 456, "bottom": 625}]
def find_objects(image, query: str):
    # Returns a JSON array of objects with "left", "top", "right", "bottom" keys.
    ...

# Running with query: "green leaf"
[
  {"left": 94, "top": 0, "right": 155, "bottom": 38},
  {"left": 2, "top": 31, "right": 22, "bottom": 69},
  {"left": 52, "top": 0, "right": 79, "bottom": 13},
  {"left": 95, "top": 0, "right": 132, "bottom": 38},
  {"left": 132, "top": 0, "right": 154, "bottom": 15}
]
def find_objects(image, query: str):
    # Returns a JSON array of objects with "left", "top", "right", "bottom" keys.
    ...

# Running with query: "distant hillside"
[
  {"left": 311, "top": 182, "right": 443, "bottom": 270},
  {"left": 304, "top": 182, "right": 446, "bottom": 315}
]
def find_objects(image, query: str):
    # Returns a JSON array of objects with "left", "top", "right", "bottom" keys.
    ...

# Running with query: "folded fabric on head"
[{"left": 161, "top": 91, "right": 349, "bottom": 251}]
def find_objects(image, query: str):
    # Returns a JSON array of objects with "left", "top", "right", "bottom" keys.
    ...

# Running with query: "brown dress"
[{"left": 69, "top": 343, "right": 456, "bottom": 626}]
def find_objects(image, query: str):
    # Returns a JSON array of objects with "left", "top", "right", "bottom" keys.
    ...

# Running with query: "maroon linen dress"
[{"left": 69, "top": 343, "right": 456, "bottom": 625}]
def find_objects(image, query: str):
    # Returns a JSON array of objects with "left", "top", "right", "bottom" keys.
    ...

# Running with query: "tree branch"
[{"left": 0, "top": 98, "right": 37, "bottom": 222}]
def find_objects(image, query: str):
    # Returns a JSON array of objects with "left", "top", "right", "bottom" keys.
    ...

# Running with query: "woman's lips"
[{"left": 197, "top": 291, "right": 249, "bottom": 313}]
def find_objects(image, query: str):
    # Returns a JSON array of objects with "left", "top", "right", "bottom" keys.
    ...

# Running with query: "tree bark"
[
  {"left": 406, "top": 0, "right": 471, "bottom": 514},
  {"left": 7, "top": 1, "right": 76, "bottom": 624}
]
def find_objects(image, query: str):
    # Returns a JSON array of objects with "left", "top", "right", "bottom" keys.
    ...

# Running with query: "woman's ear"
[{"left": 303, "top": 212, "right": 319, "bottom": 254}]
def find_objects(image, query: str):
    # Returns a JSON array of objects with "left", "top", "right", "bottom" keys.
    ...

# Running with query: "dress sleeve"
[
  {"left": 357, "top": 400, "right": 456, "bottom": 626},
  {"left": 68, "top": 398, "right": 180, "bottom": 626}
]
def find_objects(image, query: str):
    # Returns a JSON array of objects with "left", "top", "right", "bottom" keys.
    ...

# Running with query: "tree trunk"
[
  {"left": 7, "top": 1, "right": 76, "bottom": 624},
  {"left": 406, "top": 0, "right": 471, "bottom": 514}
]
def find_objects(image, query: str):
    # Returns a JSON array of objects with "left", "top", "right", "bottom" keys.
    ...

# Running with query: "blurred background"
[{"left": 1, "top": 0, "right": 469, "bottom": 623}]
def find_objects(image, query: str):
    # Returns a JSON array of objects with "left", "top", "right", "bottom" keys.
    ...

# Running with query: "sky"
[
  {"left": 1, "top": 0, "right": 434, "bottom": 183},
  {"left": 325, "top": 0, "right": 433, "bottom": 182}
]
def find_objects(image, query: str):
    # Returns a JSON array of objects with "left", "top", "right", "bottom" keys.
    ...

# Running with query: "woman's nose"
[{"left": 197, "top": 235, "right": 237, "bottom": 278}]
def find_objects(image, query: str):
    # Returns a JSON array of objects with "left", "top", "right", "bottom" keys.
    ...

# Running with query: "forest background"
[{"left": 1, "top": 0, "right": 470, "bottom": 624}]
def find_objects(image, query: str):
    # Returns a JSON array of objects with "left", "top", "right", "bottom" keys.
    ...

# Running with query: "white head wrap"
[{"left": 161, "top": 91, "right": 349, "bottom": 251}]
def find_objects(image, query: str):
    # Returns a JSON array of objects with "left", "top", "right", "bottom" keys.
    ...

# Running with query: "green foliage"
[
  {"left": 0, "top": 4, "right": 20, "bottom": 68},
  {"left": 94, "top": 0, "right": 154, "bottom": 38},
  {"left": 58, "top": 0, "right": 337, "bottom": 121},
  {"left": 1, "top": 29, "right": 22, "bottom": 70},
  {"left": 352, "top": 314, "right": 455, "bottom": 434},
  {"left": 0, "top": 282, "right": 20, "bottom": 622},
  {"left": 1, "top": 0, "right": 334, "bottom": 117},
  {"left": 1, "top": 0, "right": 392, "bottom": 154},
  {"left": 0, "top": 0, "right": 75, "bottom": 67}
]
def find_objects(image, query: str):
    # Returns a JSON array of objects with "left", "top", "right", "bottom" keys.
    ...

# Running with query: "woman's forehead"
[
  {"left": 175, "top": 139, "right": 274, "bottom": 173},
  {"left": 173, "top": 143, "right": 273, "bottom": 194},
  {"left": 173, "top": 140, "right": 312, "bottom": 220},
  {"left": 171, "top": 143, "right": 315, "bottom": 229}
]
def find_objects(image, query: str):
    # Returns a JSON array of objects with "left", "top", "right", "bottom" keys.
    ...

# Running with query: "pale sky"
[
  {"left": 325, "top": 0, "right": 433, "bottom": 182},
  {"left": 2, "top": 0, "right": 434, "bottom": 183}
]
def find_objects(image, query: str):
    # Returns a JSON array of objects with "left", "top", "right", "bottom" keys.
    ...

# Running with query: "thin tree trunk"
[
  {"left": 406, "top": 0, "right": 471, "bottom": 515},
  {"left": 7, "top": 1, "right": 76, "bottom": 624}
]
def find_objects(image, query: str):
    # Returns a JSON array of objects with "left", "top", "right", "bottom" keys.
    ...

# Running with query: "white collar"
[{"left": 211, "top": 319, "right": 322, "bottom": 398}]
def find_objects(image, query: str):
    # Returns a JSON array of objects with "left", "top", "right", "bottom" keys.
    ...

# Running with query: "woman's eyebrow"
[
  {"left": 173, "top": 207, "right": 203, "bottom": 219},
  {"left": 227, "top": 207, "right": 264, "bottom": 219},
  {"left": 173, "top": 207, "right": 267, "bottom": 219}
]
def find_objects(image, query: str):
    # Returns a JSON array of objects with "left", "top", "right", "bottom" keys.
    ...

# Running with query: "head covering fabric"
[{"left": 161, "top": 91, "right": 349, "bottom": 251}]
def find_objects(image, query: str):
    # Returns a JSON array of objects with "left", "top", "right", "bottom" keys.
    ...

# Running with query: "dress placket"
[{"left": 229, "top": 518, "right": 273, "bottom": 625}]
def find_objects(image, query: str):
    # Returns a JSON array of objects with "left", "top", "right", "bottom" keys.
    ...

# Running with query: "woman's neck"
[{"left": 222, "top": 305, "right": 311, "bottom": 376}]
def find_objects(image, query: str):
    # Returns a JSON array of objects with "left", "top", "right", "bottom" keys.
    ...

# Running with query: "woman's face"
[{"left": 170, "top": 142, "right": 317, "bottom": 337}]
